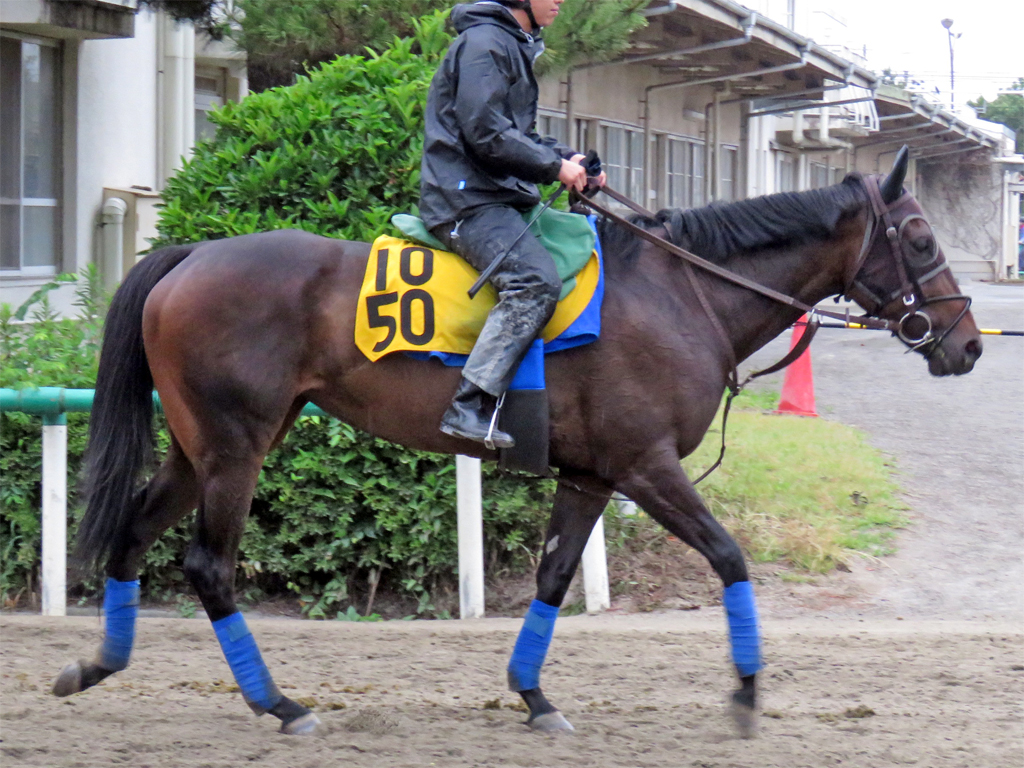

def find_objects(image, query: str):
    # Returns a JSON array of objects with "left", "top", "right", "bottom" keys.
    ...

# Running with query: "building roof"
[
  {"left": 626, "top": 0, "right": 876, "bottom": 98},
  {"left": 852, "top": 85, "right": 1001, "bottom": 163}
]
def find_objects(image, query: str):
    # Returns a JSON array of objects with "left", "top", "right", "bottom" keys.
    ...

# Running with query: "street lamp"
[{"left": 940, "top": 18, "right": 961, "bottom": 112}]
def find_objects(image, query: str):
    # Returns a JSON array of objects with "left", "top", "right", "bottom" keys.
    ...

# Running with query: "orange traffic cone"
[{"left": 775, "top": 315, "right": 817, "bottom": 417}]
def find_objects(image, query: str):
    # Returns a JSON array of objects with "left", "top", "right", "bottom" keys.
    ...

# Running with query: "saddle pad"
[{"left": 354, "top": 235, "right": 601, "bottom": 362}]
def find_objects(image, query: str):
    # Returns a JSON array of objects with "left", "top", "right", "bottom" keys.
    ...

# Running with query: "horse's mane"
[{"left": 597, "top": 174, "right": 868, "bottom": 264}]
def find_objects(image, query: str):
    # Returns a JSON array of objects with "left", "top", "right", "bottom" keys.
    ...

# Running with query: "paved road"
[{"left": 746, "top": 281, "right": 1024, "bottom": 623}]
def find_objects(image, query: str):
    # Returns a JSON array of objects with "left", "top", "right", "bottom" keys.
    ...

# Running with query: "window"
[
  {"left": 1, "top": 36, "right": 62, "bottom": 273},
  {"left": 600, "top": 123, "right": 644, "bottom": 204},
  {"left": 537, "top": 113, "right": 568, "bottom": 146},
  {"left": 195, "top": 68, "right": 226, "bottom": 142},
  {"left": 721, "top": 147, "right": 738, "bottom": 202},
  {"left": 691, "top": 142, "right": 705, "bottom": 207},
  {"left": 810, "top": 161, "right": 829, "bottom": 189},
  {"left": 777, "top": 152, "right": 795, "bottom": 193},
  {"left": 575, "top": 119, "right": 590, "bottom": 153},
  {"left": 667, "top": 138, "right": 690, "bottom": 208}
]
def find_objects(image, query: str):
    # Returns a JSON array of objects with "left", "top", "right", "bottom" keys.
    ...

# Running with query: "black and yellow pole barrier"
[{"left": 814, "top": 321, "right": 1023, "bottom": 336}]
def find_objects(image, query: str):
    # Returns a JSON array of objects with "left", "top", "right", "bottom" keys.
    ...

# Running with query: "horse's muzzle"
[{"left": 927, "top": 335, "right": 982, "bottom": 376}]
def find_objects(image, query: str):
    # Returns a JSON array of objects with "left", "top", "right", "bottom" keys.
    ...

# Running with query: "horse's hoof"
[
  {"left": 528, "top": 711, "right": 575, "bottom": 733},
  {"left": 280, "top": 712, "right": 320, "bottom": 735},
  {"left": 52, "top": 661, "right": 84, "bottom": 697},
  {"left": 729, "top": 700, "right": 757, "bottom": 739}
]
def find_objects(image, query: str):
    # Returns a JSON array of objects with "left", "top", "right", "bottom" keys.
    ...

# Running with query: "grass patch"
[{"left": 671, "top": 392, "right": 905, "bottom": 573}]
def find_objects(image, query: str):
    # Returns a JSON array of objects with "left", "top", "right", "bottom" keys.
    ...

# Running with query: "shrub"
[{"left": 151, "top": 11, "right": 452, "bottom": 249}]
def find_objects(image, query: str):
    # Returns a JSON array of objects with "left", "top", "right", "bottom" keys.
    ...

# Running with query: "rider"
[{"left": 420, "top": 0, "right": 604, "bottom": 448}]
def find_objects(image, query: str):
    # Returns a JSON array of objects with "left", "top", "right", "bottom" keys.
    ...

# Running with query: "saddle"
[{"left": 353, "top": 209, "right": 605, "bottom": 473}]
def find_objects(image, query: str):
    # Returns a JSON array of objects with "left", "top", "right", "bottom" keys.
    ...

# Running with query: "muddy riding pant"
[{"left": 431, "top": 204, "right": 561, "bottom": 396}]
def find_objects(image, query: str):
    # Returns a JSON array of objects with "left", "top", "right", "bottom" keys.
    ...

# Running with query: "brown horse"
[{"left": 53, "top": 148, "right": 980, "bottom": 737}]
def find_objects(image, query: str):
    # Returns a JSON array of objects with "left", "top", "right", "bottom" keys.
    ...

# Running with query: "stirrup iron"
[{"left": 484, "top": 392, "right": 506, "bottom": 451}]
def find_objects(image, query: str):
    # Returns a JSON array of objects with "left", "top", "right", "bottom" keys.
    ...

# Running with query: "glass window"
[
  {"left": 1, "top": 36, "right": 61, "bottom": 272},
  {"left": 777, "top": 153, "right": 795, "bottom": 193},
  {"left": 691, "top": 143, "right": 705, "bottom": 208},
  {"left": 195, "top": 69, "right": 225, "bottom": 142},
  {"left": 601, "top": 124, "right": 626, "bottom": 193},
  {"left": 810, "top": 161, "right": 829, "bottom": 189},
  {"left": 627, "top": 129, "right": 644, "bottom": 204},
  {"left": 667, "top": 138, "right": 690, "bottom": 209},
  {"left": 721, "top": 147, "right": 738, "bottom": 202},
  {"left": 537, "top": 113, "right": 567, "bottom": 146},
  {"left": 575, "top": 119, "right": 590, "bottom": 153}
]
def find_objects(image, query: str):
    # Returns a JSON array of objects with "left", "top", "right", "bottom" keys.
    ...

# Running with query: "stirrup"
[{"left": 484, "top": 392, "right": 506, "bottom": 451}]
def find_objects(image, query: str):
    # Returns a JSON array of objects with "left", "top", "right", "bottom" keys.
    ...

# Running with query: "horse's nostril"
[{"left": 964, "top": 338, "right": 983, "bottom": 360}]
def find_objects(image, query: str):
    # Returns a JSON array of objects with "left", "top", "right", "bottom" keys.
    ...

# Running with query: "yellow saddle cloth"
[{"left": 354, "top": 235, "right": 600, "bottom": 362}]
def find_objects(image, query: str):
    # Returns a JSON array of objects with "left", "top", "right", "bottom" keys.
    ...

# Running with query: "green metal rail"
[{"left": 0, "top": 387, "right": 328, "bottom": 420}]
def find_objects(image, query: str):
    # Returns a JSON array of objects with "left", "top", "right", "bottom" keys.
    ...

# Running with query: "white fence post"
[
  {"left": 581, "top": 513, "right": 610, "bottom": 613},
  {"left": 456, "top": 455, "right": 485, "bottom": 619},
  {"left": 41, "top": 413, "right": 68, "bottom": 617}
]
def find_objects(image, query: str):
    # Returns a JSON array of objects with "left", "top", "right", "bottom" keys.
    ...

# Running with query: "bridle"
[
  {"left": 569, "top": 176, "right": 971, "bottom": 483},
  {"left": 842, "top": 175, "right": 972, "bottom": 357}
]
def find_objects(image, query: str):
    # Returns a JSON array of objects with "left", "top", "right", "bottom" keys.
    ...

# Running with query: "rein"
[{"left": 570, "top": 176, "right": 965, "bottom": 484}]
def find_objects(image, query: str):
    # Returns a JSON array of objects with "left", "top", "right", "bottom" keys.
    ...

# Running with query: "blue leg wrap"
[
  {"left": 100, "top": 578, "right": 139, "bottom": 671},
  {"left": 212, "top": 612, "right": 281, "bottom": 713},
  {"left": 723, "top": 581, "right": 763, "bottom": 677},
  {"left": 507, "top": 599, "right": 559, "bottom": 691}
]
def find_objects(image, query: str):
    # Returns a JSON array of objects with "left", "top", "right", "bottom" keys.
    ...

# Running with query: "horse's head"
[{"left": 843, "top": 146, "right": 982, "bottom": 376}]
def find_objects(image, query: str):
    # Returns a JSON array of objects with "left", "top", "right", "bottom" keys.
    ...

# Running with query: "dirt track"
[
  {"left": 2, "top": 614, "right": 1022, "bottom": 768},
  {"left": 2, "top": 286, "right": 1022, "bottom": 766}
]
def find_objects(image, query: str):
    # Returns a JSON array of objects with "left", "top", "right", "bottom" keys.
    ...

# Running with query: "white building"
[{"left": 1, "top": 0, "right": 246, "bottom": 315}]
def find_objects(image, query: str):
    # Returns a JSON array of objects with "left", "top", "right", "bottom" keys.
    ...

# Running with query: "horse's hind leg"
[
  {"left": 508, "top": 472, "right": 611, "bottom": 732},
  {"left": 53, "top": 439, "right": 199, "bottom": 697},
  {"left": 618, "top": 450, "right": 762, "bottom": 738},
  {"left": 183, "top": 448, "right": 319, "bottom": 735}
]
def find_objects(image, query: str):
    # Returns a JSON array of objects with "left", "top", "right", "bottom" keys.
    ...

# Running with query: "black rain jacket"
[{"left": 418, "top": 2, "right": 578, "bottom": 229}]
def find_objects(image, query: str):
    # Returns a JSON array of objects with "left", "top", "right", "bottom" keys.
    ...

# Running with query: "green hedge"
[
  {"left": 151, "top": 11, "right": 451, "bottom": 248},
  {"left": 1, "top": 15, "right": 559, "bottom": 617}
]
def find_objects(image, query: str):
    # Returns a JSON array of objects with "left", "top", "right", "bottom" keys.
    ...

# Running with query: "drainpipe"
[
  {"left": 100, "top": 197, "right": 127, "bottom": 292},
  {"left": 818, "top": 104, "right": 830, "bottom": 143},
  {"left": 792, "top": 108, "right": 805, "bottom": 147},
  {"left": 564, "top": 68, "right": 575, "bottom": 148},
  {"left": 157, "top": 11, "right": 195, "bottom": 186},
  {"left": 641, "top": 55, "right": 806, "bottom": 206}
]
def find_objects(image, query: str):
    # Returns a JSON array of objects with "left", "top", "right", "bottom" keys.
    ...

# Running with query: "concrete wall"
[{"left": 916, "top": 157, "right": 1004, "bottom": 282}]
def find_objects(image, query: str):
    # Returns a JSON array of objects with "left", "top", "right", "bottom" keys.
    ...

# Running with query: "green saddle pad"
[{"left": 392, "top": 206, "right": 596, "bottom": 300}]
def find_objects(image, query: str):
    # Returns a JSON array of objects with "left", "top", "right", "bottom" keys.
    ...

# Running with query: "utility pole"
[{"left": 940, "top": 19, "right": 960, "bottom": 112}]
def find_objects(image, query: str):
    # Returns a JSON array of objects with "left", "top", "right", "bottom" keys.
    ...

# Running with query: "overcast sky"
[{"left": 831, "top": 0, "right": 1023, "bottom": 109}]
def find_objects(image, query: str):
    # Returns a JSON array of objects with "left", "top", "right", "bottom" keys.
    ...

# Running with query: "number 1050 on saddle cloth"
[{"left": 354, "top": 234, "right": 604, "bottom": 363}]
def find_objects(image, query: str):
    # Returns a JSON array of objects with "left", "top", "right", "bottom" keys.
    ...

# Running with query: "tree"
[
  {"left": 226, "top": 0, "right": 454, "bottom": 91},
  {"left": 969, "top": 78, "right": 1024, "bottom": 154},
  {"left": 535, "top": 0, "right": 649, "bottom": 75}
]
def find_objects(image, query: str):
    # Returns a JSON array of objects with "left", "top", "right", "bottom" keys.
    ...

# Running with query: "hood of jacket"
[{"left": 450, "top": 3, "right": 543, "bottom": 53}]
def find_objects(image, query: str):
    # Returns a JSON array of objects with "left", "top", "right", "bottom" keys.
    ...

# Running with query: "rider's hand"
[
  {"left": 569, "top": 153, "right": 606, "bottom": 189},
  {"left": 558, "top": 158, "right": 588, "bottom": 192}
]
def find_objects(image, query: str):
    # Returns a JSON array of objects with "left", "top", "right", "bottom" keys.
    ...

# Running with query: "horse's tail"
[{"left": 75, "top": 243, "right": 199, "bottom": 574}]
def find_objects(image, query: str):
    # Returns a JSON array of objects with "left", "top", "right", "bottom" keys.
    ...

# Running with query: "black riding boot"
[{"left": 440, "top": 378, "right": 515, "bottom": 449}]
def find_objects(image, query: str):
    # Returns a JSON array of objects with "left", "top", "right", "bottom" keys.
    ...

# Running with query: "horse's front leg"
[
  {"left": 619, "top": 447, "right": 762, "bottom": 738},
  {"left": 508, "top": 472, "right": 611, "bottom": 732}
]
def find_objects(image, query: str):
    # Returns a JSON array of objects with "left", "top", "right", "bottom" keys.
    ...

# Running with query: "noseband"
[{"left": 843, "top": 176, "right": 972, "bottom": 357}]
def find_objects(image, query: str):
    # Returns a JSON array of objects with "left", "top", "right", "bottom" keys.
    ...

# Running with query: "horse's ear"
[{"left": 880, "top": 145, "right": 909, "bottom": 203}]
